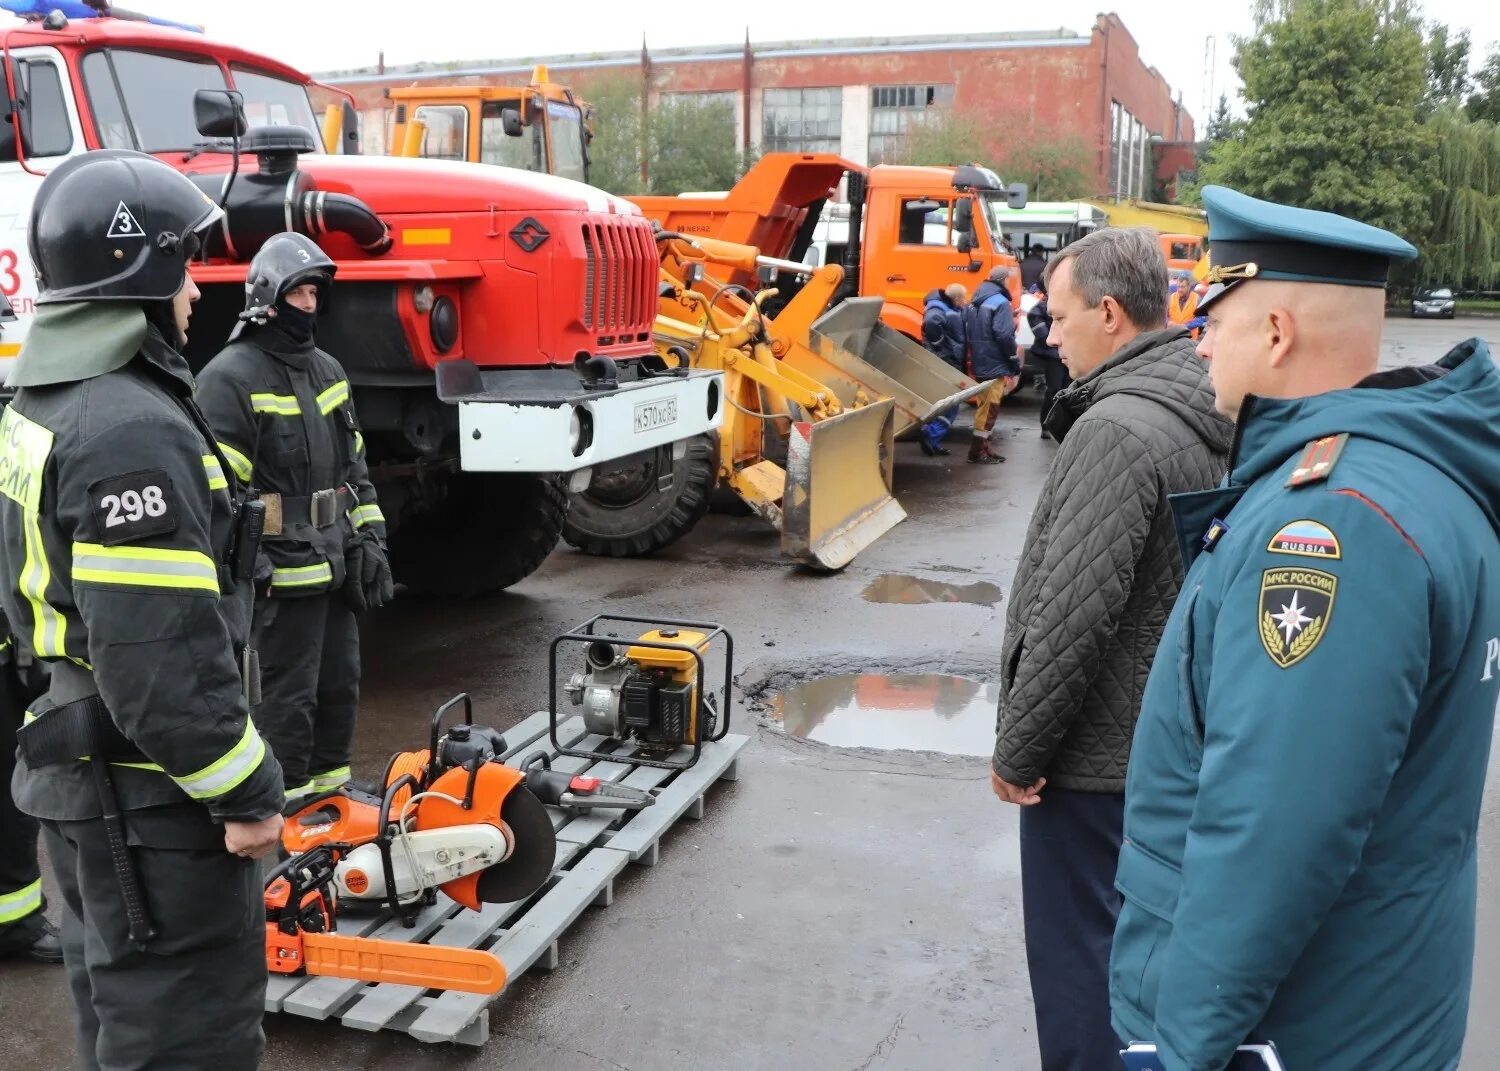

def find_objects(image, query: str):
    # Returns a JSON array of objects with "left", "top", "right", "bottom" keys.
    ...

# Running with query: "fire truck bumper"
[{"left": 443, "top": 366, "right": 723, "bottom": 475}]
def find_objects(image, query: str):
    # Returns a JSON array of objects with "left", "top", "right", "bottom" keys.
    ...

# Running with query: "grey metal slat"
[
  {"left": 605, "top": 736, "right": 747, "bottom": 859},
  {"left": 407, "top": 847, "right": 631, "bottom": 1044}
]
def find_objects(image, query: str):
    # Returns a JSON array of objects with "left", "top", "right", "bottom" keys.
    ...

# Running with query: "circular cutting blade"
[{"left": 476, "top": 787, "right": 557, "bottom": 904}]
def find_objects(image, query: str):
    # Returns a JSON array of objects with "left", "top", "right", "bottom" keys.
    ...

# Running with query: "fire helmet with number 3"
[
  {"left": 28, "top": 149, "right": 223, "bottom": 304},
  {"left": 229, "top": 231, "right": 336, "bottom": 341}
]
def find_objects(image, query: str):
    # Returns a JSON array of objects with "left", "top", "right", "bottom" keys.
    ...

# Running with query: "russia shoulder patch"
[
  {"left": 1267, "top": 519, "right": 1341, "bottom": 559},
  {"left": 1259, "top": 567, "right": 1337, "bottom": 669}
]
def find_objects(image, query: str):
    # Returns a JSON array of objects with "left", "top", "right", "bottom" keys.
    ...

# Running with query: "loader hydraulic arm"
[{"left": 657, "top": 279, "right": 845, "bottom": 423}]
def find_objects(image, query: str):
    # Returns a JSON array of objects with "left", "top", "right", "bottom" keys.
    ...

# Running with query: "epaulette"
[{"left": 1285, "top": 433, "right": 1349, "bottom": 488}]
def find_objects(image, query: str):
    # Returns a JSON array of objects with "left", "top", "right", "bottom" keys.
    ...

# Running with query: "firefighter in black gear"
[
  {"left": 197, "top": 232, "right": 391, "bottom": 805},
  {"left": 0, "top": 610, "right": 61, "bottom": 964},
  {"left": 0, "top": 150, "right": 284, "bottom": 1070}
]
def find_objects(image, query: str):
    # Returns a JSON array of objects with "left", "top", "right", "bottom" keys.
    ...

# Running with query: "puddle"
[
  {"left": 773, "top": 674, "right": 998, "bottom": 757},
  {"left": 861, "top": 574, "right": 1002, "bottom": 606}
]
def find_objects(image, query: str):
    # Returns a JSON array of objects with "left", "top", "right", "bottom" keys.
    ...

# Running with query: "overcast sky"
[{"left": 62, "top": 1, "right": 1500, "bottom": 126}]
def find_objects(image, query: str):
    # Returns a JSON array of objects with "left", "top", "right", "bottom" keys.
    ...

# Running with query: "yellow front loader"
[
  {"left": 562, "top": 232, "right": 997, "bottom": 569},
  {"left": 657, "top": 236, "right": 906, "bottom": 570},
  {"left": 563, "top": 235, "right": 931, "bottom": 569}
]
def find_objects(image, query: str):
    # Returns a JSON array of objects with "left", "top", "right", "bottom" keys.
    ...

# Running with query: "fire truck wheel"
[
  {"left": 562, "top": 434, "right": 717, "bottom": 558},
  {"left": 390, "top": 472, "right": 569, "bottom": 596}
]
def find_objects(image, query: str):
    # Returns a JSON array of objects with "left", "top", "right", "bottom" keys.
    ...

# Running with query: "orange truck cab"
[
  {"left": 1160, "top": 232, "right": 1204, "bottom": 275},
  {"left": 385, "top": 65, "right": 592, "bottom": 184},
  {"left": 630, "top": 154, "right": 1029, "bottom": 343}
]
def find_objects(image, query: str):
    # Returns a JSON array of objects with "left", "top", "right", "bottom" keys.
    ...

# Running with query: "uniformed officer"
[
  {"left": 0, "top": 608, "right": 60, "bottom": 964},
  {"left": 0, "top": 150, "right": 285, "bottom": 1069},
  {"left": 196, "top": 232, "right": 391, "bottom": 806},
  {"left": 1109, "top": 186, "right": 1500, "bottom": 1070}
]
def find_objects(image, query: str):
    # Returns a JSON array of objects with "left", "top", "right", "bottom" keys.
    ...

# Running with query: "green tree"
[
  {"left": 896, "top": 109, "right": 991, "bottom": 168},
  {"left": 1467, "top": 45, "right": 1500, "bottom": 124},
  {"left": 574, "top": 72, "right": 644, "bottom": 196},
  {"left": 897, "top": 108, "right": 1094, "bottom": 199},
  {"left": 647, "top": 96, "right": 741, "bottom": 195},
  {"left": 1202, "top": 0, "right": 1437, "bottom": 244},
  {"left": 1182, "top": 94, "right": 1245, "bottom": 204},
  {"left": 1424, "top": 21, "right": 1471, "bottom": 113},
  {"left": 1420, "top": 108, "right": 1500, "bottom": 287}
]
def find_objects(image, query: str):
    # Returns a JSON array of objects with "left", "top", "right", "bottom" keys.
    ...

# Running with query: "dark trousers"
[
  {"left": 1037, "top": 357, "right": 1070, "bottom": 428},
  {"left": 1020, "top": 787, "right": 1125, "bottom": 1071},
  {"left": 42, "top": 808, "right": 265, "bottom": 1071},
  {"left": 0, "top": 659, "right": 45, "bottom": 949},
  {"left": 253, "top": 591, "right": 360, "bottom": 795}
]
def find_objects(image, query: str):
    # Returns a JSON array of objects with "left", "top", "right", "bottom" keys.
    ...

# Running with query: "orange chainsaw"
[{"left": 266, "top": 695, "right": 561, "bottom": 993}]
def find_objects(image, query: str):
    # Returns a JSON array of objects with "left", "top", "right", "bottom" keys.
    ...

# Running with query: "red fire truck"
[{"left": 0, "top": 4, "right": 721, "bottom": 593}]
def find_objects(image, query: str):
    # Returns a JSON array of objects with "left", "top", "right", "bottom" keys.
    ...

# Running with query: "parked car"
[{"left": 1411, "top": 287, "right": 1457, "bottom": 318}]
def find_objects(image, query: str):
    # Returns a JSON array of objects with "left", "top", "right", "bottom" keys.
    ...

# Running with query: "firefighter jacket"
[
  {"left": 195, "top": 323, "right": 384, "bottom": 599},
  {"left": 0, "top": 303, "right": 283, "bottom": 823}
]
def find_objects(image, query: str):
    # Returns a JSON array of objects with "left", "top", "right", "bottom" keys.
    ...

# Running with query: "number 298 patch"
[{"left": 88, "top": 469, "right": 178, "bottom": 546}]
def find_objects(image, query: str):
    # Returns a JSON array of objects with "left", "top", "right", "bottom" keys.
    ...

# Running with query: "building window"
[
  {"left": 1109, "top": 101, "right": 1154, "bottom": 199},
  {"left": 762, "top": 87, "right": 841, "bottom": 154},
  {"left": 868, "top": 84, "right": 952, "bottom": 164}
]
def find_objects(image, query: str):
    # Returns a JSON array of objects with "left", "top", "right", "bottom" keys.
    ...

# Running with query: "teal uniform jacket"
[{"left": 1110, "top": 340, "right": 1500, "bottom": 1071}]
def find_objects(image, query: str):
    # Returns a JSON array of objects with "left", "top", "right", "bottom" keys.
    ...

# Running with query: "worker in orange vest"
[{"left": 1167, "top": 274, "right": 1204, "bottom": 339}]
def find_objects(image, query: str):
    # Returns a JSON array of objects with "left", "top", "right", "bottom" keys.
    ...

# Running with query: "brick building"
[{"left": 322, "top": 12, "right": 1193, "bottom": 200}]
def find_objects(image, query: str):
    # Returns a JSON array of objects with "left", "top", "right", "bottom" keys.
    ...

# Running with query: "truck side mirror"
[
  {"left": 1007, "top": 182, "right": 1029, "bottom": 210},
  {"left": 501, "top": 107, "right": 524, "bottom": 138},
  {"left": 194, "top": 89, "right": 247, "bottom": 139},
  {"left": 340, "top": 100, "right": 361, "bottom": 155},
  {"left": 956, "top": 233, "right": 975, "bottom": 255}
]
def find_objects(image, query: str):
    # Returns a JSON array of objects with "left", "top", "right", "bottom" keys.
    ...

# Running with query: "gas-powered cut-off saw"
[{"left": 266, "top": 617, "right": 732, "bottom": 995}]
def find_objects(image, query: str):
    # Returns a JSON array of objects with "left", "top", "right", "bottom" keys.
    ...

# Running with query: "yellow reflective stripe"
[
  {"left": 316, "top": 380, "right": 350, "bottom": 415},
  {"left": 311, "top": 766, "right": 351, "bottom": 791},
  {"left": 218, "top": 442, "right": 253, "bottom": 482},
  {"left": 350, "top": 503, "right": 385, "bottom": 529},
  {"left": 201, "top": 454, "right": 227, "bottom": 491},
  {"left": 353, "top": 431, "right": 365, "bottom": 455},
  {"left": 271, "top": 562, "right": 333, "bottom": 589},
  {"left": 284, "top": 779, "right": 317, "bottom": 801},
  {"left": 250, "top": 393, "right": 301, "bottom": 416},
  {"left": 22, "top": 510, "right": 68, "bottom": 659},
  {"left": 0, "top": 880, "right": 42, "bottom": 923},
  {"left": 72, "top": 542, "right": 220, "bottom": 595},
  {"left": 175, "top": 718, "right": 267, "bottom": 800}
]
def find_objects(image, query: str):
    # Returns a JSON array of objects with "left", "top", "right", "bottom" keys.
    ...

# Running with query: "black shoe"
[{"left": 0, "top": 919, "right": 64, "bottom": 965}]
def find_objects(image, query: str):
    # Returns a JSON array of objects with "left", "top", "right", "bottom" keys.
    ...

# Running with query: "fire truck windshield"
[{"left": 81, "top": 49, "right": 318, "bottom": 153}]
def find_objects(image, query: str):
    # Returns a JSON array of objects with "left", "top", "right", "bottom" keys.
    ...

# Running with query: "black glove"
[{"left": 345, "top": 530, "right": 394, "bottom": 613}]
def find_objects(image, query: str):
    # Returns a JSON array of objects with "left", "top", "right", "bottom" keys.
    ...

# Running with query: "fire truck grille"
[{"left": 581, "top": 217, "right": 655, "bottom": 344}]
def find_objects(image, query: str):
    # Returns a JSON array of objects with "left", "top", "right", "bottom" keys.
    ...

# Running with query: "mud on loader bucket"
[
  {"left": 778, "top": 397, "right": 903, "bottom": 570},
  {"left": 786, "top": 297, "right": 993, "bottom": 438}
]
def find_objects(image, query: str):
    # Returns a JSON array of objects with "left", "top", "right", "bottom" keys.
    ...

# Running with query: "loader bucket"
[
  {"left": 781, "top": 297, "right": 992, "bottom": 439},
  {"left": 780, "top": 398, "right": 905, "bottom": 570}
]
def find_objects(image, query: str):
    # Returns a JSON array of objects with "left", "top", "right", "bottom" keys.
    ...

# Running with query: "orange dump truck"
[{"left": 628, "top": 153, "right": 1029, "bottom": 343}]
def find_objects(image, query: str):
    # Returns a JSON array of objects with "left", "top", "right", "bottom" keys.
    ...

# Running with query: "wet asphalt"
[{"left": 0, "top": 318, "right": 1496, "bottom": 1071}]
